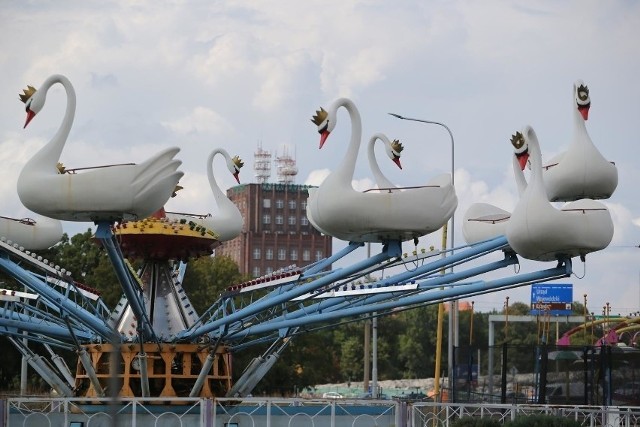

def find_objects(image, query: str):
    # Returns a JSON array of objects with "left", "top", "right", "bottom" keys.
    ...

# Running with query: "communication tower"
[
  {"left": 275, "top": 145, "right": 298, "bottom": 184},
  {"left": 254, "top": 143, "right": 272, "bottom": 183}
]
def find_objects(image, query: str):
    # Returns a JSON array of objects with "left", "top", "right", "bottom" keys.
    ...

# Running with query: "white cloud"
[
  {"left": 1, "top": 0, "right": 639, "bottom": 315},
  {"left": 351, "top": 177, "right": 376, "bottom": 193},
  {"left": 605, "top": 202, "right": 637, "bottom": 246},
  {"left": 161, "top": 107, "right": 232, "bottom": 136},
  {"left": 304, "top": 169, "right": 330, "bottom": 187}
]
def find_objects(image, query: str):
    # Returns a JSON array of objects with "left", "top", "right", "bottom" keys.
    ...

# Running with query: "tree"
[
  {"left": 252, "top": 328, "right": 342, "bottom": 396},
  {"left": 396, "top": 305, "right": 441, "bottom": 379},
  {"left": 181, "top": 255, "right": 248, "bottom": 315},
  {"left": 51, "top": 230, "right": 104, "bottom": 279},
  {"left": 43, "top": 230, "right": 123, "bottom": 309}
]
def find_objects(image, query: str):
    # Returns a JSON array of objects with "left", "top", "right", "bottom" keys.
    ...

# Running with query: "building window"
[
  {"left": 288, "top": 200, "right": 296, "bottom": 210},
  {"left": 290, "top": 249, "right": 298, "bottom": 261},
  {"left": 276, "top": 199, "right": 284, "bottom": 209},
  {"left": 266, "top": 267, "right": 273, "bottom": 275},
  {"left": 263, "top": 214, "right": 271, "bottom": 224},
  {"left": 288, "top": 216, "right": 296, "bottom": 226},
  {"left": 303, "top": 249, "right": 311, "bottom": 261},
  {"left": 253, "top": 248, "right": 261, "bottom": 260},
  {"left": 278, "top": 248, "right": 286, "bottom": 260},
  {"left": 300, "top": 216, "right": 309, "bottom": 226},
  {"left": 315, "top": 249, "right": 323, "bottom": 261},
  {"left": 252, "top": 267, "right": 260, "bottom": 277},
  {"left": 275, "top": 215, "right": 284, "bottom": 225},
  {"left": 301, "top": 201, "right": 307, "bottom": 210},
  {"left": 266, "top": 248, "right": 273, "bottom": 260},
  {"left": 263, "top": 199, "right": 271, "bottom": 208}
]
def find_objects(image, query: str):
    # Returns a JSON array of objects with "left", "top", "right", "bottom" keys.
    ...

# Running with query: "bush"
[
  {"left": 451, "top": 417, "right": 502, "bottom": 427},
  {"left": 450, "top": 414, "right": 582, "bottom": 427},
  {"left": 506, "top": 414, "right": 582, "bottom": 427}
]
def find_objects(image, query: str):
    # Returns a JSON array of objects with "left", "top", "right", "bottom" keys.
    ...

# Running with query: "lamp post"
[{"left": 388, "top": 113, "right": 457, "bottom": 391}]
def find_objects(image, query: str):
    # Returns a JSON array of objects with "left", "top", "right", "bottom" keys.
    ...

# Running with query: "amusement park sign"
[{"left": 530, "top": 283, "right": 573, "bottom": 316}]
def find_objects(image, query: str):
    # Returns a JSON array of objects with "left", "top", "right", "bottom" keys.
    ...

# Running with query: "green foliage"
[
  {"left": 181, "top": 254, "right": 248, "bottom": 315},
  {"left": 451, "top": 417, "right": 502, "bottom": 427},
  {"left": 451, "top": 414, "right": 582, "bottom": 427},
  {"left": 0, "top": 225, "right": 609, "bottom": 395},
  {"left": 396, "top": 305, "right": 441, "bottom": 378},
  {"left": 506, "top": 414, "right": 582, "bottom": 427},
  {"left": 339, "top": 325, "right": 364, "bottom": 380},
  {"left": 49, "top": 230, "right": 122, "bottom": 308},
  {"left": 251, "top": 330, "right": 342, "bottom": 396},
  {"left": 508, "top": 302, "right": 532, "bottom": 315}
]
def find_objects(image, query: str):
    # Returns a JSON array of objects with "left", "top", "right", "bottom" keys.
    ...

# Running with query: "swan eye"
[{"left": 25, "top": 100, "right": 32, "bottom": 112}]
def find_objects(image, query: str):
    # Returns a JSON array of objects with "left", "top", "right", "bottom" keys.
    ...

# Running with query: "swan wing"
[
  {"left": 132, "top": 170, "right": 185, "bottom": 218},
  {"left": 131, "top": 147, "right": 182, "bottom": 186},
  {"left": 462, "top": 202, "right": 510, "bottom": 245}
]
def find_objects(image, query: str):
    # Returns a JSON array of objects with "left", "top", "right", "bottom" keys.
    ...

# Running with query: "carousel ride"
[
  {"left": 0, "top": 213, "right": 62, "bottom": 251},
  {"left": 307, "top": 98, "right": 458, "bottom": 243},
  {"left": 542, "top": 80, "right": 618, "bottom": 202},
  {"left": 0, "top": 76, "right": 616, "bottom": 400},
  {"left": 462, "top": 80, "right": 617, "bottom": 259}
]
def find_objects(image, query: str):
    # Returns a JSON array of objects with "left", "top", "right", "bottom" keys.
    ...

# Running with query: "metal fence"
[
  {"left": 453, "top": 344, "right": 640, "bottom": 406},
  {"left": 411, "top": 402, "right": 640, "bottom": 427},
  {"left": 2, "top": 396, "right": 400, "bottom": 427},
  {"left": 5, "top": 396, "right": 640, "bottom": 427},
  {"left": 5, "top": 397, "right": 205, "bottom": 427}
]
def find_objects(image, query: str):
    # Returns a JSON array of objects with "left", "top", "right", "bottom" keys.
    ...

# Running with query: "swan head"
[
  {"left": 19, "top": 84, "right": 44, "bottom": 128},
  {"left": 386, "top": 139, "right": 404, "bottom": 169},
  {"left": 229, "top": 155, "right": 244, "bottom": 184},
  {"left": 511, "top": 131, "right": 529, "bottom": 170},
  {"left": 311, "top": 107, "right": 332, "bottom": 148},
  {"left": 574, "top": 79, "right": 590, "bottom": 121}
]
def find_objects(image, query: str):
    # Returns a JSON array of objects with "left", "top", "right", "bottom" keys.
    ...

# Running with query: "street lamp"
[{"left": 388, "top": 112, "right": 457, "bottom": 391}]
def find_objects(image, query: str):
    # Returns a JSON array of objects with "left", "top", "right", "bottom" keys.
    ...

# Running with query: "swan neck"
[
  {"left": 31, "top": 75, "right": 76, "bottom": 168},
  {"left": 332, "top": 98, "right": 362, "bottom": 182},
  {"left": 367, "top": 135, "right": 383, "bottom": 186},
  {"left": 207, "top": 148, "right": 230, "bottom": 202},
  {"left": 368, "top": 133, "right": 394, "bottom": 189},
  {"left": 512, "top": 154, "right": 527, "bottom": 196},
  {"left": 526, "top": 129, "right": 544, "bottom": 189},
  {"left": 573, "top": 102, "right": 587, "bottom": 133}
]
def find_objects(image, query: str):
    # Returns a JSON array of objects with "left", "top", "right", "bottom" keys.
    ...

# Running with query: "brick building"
[{"left": 217, "top": 183, "right": 332, "bottom": 277}]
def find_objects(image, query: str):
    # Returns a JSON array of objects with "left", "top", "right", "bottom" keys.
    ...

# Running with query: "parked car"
[
  {"left": 356, "top": 392, "right": 372, "bottom": 399},
  {"left": 322, "top": 392, "right": 343, "bottom": 399},
  {"left": 393, "top": 392, "right": 427, "bottom": 401}
]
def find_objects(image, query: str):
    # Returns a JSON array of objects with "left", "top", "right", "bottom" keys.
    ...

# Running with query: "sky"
[{"left": 0, "top": 0, "right": 639, "bottom": 317}]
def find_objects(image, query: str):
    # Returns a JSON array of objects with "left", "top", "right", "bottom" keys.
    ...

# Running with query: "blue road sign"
[{"left": 530, "top": 283, "right": 573, "bottom": 315}]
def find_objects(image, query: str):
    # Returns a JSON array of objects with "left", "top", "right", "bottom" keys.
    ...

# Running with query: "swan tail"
[
  {"left": 133, "top": 160, "right": 183, "bottom": 196},
  {"left": 133, "top": 170, "right": 185, "bottom": 216},
  {"left": 131, "top": 147, "right": 181, "bottom": 186},
  {"left": 131, "top": 158, "right": 182, "bottom": 191}
]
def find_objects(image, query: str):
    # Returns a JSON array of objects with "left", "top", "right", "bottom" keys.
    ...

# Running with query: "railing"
[
  {"left": 3, "top": 396, "right": 400, "bottom": 427},
  {"left": 410, "top": 402, "right": 640, "bottom": 427},
  {"left": 5, "top": 397, "right": 640, "bottom": 426},
  {"left": 6, "top": 397, "right": 205, "bottom": 427}
]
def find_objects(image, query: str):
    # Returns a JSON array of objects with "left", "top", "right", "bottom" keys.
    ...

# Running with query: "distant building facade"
[{"left": 218, "top": 183, "right": 332, "bottom": 277}]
